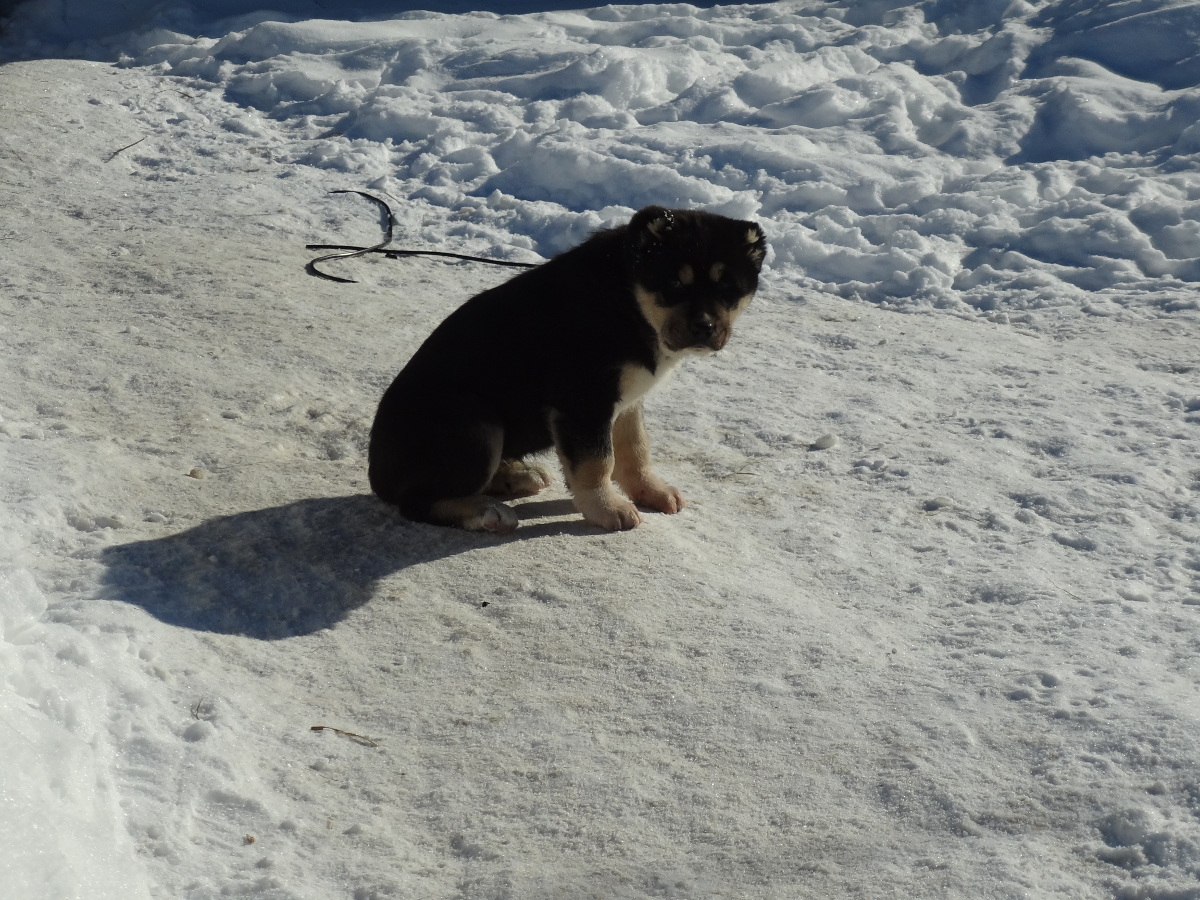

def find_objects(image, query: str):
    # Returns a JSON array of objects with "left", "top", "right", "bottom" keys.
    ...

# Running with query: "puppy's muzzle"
[
  {"left": 663, "top": 313, "right": 729, "bottom": 352},
  {"left": 685, "top": 311, "right": 729, "bottom": 351}
]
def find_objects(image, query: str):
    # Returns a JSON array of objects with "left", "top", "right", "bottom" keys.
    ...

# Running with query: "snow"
[{"left": 0, "top": 1, "right": 1198, "bottom": 898}]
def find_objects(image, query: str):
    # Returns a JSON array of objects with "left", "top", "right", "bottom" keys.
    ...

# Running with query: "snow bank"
[{"left": 5, "top": 0, "right": 1199, "bottom": 311}]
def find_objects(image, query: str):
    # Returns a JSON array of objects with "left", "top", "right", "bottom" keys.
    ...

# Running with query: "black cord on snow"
[{"left": 305, "top": 190, "right": 539, "bottom": 283}]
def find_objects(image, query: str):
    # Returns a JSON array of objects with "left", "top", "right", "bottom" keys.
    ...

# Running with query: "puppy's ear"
[
  {"left": 628, "top": 206, "right": 676, "bottom": 249},
  {"left": 743, "top": 222, "right": 767, "bottom": 268}
]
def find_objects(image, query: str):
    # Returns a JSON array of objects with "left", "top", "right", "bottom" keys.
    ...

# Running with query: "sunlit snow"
[{"left": 1, "top": 2, "right": 1199, "bottom": 898}]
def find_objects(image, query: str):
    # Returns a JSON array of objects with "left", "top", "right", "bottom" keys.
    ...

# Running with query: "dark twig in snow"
[
  {"left": 310, "top": 725, "right": 380, "bottom": 747},
  {"left": 105, "top": 136, "right": 146, "bottom": 162}
]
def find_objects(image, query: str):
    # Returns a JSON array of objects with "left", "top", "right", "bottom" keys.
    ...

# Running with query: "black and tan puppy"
[{"left": 368, "top": 205, "right": 766, "bottom": 533}]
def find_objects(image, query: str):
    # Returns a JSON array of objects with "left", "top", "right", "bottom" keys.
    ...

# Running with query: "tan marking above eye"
[
  {"left": 746, "top": 228, "right": 761, "bottom": 244},
  {"left": 709, "top": 262, "right": 726, "bottom": 283},
  {"left": 678, "top": 264, "right": 694, "bottom": 286}
]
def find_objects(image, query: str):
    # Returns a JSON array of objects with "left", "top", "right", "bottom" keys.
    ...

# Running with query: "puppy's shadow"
[
  {"left": 514, "top": 497, "right": 578, "bottom": 520},
  {"left": 99, "top": 495, "right": 511, "bottom": 639}
]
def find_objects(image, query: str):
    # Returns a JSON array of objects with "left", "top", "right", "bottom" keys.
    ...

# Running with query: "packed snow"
[{"left": 1, "top": 1, "right": 1198, "bottom": 898}]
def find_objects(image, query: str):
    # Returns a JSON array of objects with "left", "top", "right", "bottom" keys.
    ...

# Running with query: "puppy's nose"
[{"left": 690, "top": 314, "right": 717, "bottom": 341}]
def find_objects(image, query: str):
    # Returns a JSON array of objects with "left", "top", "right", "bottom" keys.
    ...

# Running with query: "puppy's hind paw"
[
  {"left": 480, "top": 503, "right": 519, "bottom": 534},
  {"left": 486, "top": 459, "right": 554, "bottom": 498},
  {"left": 429, "top": 496, "right": 519, "bottom": 533}
]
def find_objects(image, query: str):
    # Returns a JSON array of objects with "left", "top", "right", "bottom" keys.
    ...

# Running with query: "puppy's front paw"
[
  {"left": 574, "top": 488, "right": 642, "bottom": 531},
  {"left": 625, "top": 478, "right": 685, "bottom": 514}
]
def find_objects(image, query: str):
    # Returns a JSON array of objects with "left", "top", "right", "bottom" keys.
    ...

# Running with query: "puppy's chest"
[{"left": 616, "top": 354, "right": 682, "bottom": 413}]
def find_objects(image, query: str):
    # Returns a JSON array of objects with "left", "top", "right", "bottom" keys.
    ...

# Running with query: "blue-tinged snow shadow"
[
  {"left": 0, "top": 1, "right": 731, "bottom": 64},
  {"left": 98, "top": 493, "right": 586, "bottom": 639}
]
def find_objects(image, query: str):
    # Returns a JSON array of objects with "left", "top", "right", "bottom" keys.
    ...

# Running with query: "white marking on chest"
[{"left": 617, "top": 355, "right": 682, "bottom": 414}]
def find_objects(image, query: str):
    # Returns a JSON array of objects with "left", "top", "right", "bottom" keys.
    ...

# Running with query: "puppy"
[{"left": 368, "top": 205, "right": 766, "bottom": 533}]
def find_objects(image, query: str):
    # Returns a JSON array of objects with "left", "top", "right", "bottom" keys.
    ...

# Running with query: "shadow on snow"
[{"left": 98, "top": 493, "right": 585, "bottom": 639}]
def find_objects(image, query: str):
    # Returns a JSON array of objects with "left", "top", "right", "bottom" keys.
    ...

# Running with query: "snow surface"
[{"left": 1, "top": 1, "right": 1199, "bottom": 898}]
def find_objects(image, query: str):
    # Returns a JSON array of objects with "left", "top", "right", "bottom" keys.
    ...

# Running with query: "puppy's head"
[{"left": 625, "top": 206, "right": 766, "bottom": 354}]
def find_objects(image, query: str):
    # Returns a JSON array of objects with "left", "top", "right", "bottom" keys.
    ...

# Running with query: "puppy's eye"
[{"left": 667, "top": 278, "right": 683, "bottom": 291}]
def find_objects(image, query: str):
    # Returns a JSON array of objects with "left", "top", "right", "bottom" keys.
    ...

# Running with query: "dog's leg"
[
  {"left": 553, "top": 412, "right": 641, "bottom": 530},
  {"left": 612, "top": 403, "right": 685, "bottom": 514},
  {"left": 391, "top": 418, "right": 519, "bottom": 533},
  {"left": 564, "top": 455, "right": 643, "bottom": 531},
  {"left": 485, "top": 458, "right": 553, "bottom": 498}
]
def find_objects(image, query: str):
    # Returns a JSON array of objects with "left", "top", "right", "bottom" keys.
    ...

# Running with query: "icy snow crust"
[{"left": 1, "top": 1, "right": 1199, "bottom": 899}]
